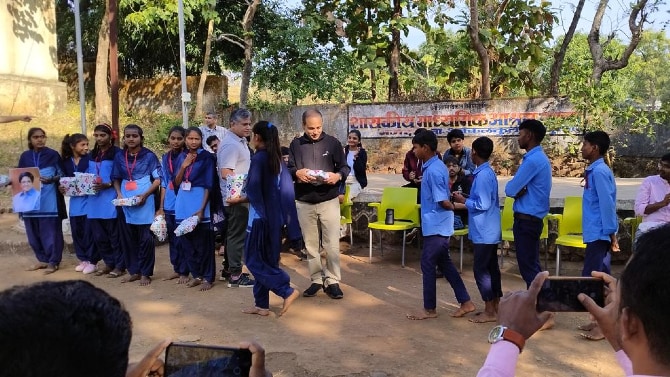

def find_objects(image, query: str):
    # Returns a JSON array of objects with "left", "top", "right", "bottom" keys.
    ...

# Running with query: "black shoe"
[
  {"left": 227, "top": 273, "right": 255, "bottom": 288},
  {"left": 324, "top": 283, "right": 344, "bottom": 299},
  {"left": 219, "top": 269, "right": 231, "bottom": 282},
  {"left": 303, "top": 283, "right": 323, "bottom": 297}
]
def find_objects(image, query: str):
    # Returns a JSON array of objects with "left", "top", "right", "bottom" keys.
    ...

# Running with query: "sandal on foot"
[
  {"left": 26, "top": 263, "right": 48, "bottom": 271},
  {"left": 43, "top": 264, "right": 59, "bottom": 275},
  {"left": 107, "top": 270, "right": 125, "bottom": 278}
]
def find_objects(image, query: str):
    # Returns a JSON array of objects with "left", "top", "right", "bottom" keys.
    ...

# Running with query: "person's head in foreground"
[
  {"left": 489, "top": 224, "right": 670, "bottom": 375},
  {"left": 516, "top": 119, "right": 546, "bottom": 150},
  {"left": 0, "top": 280, "right": 273, "bottom": 377},
  {"left": 411, "top": 129, "right": 438, "bottom": 161}
]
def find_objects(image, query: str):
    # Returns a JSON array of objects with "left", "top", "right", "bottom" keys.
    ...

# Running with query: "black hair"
[
  {"left": 414, "top": 128, "right": 427, "bottom": 136},
  {"left": 122, "top": 124, "right": 144, "bottom": 149},
  {"left": 662, "top": 153, "right": 670, "bottom": 163},
  {"left": 168, "top": 126, "right": 186, "bottom": 139},
  {"left": 301, "top": 109, "right": 323, "bottom": 125},
  {"left": 472, "top": 136, "right": 494, "bottom": 160},
  {"left": 206, "top": 135, "right": 219, "bottom": 147},
  {"left": 447, "top": 129, "right": 465, "bottom": 142},
  {"left": 348, "top": 129, "right": 363, "bottom": 148},
  {"left": 91, "top": 123, "right": 115, "bottom": 157},
  {"left": 252, "top": 121, "right": 282, "bottom": 175},
  {"left": 185, "top": 126, "right": 203, "bottom": 150},
  {"left": 411, "top": 129, "right": 438, "bottom": 152},
  {"left": 518, "top": 119, "right": 546, "bottom": 142},
  {"left": 443, "top": 155, "right": 460, "bottom": 166},
  {"left": 18, "top": 171, "right": 34, "bottom": 183},
  {"left": 280, "top": 146, "right": 290, "bottom": 156},
  {"left": 0, "top": 280, "right": 132, "bottom": 377},
  {"left": 583, "top": 130, "right": 610, "bottom": 155},
  {"left": 61, "top": 133, "right": 88, "bottom": 160},
  {"left": 26, "top": 127, "right": 46, "bottom": 150},
  {"left": 624, "top": 224, "right": 670, "bottom": 367}
]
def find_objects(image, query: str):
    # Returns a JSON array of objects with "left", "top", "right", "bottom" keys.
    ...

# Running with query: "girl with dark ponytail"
[
  {"left": 86, "top": 123, "right": 124, "bottom": 277},
  {"left": 242, "top": 121, "right": 300, "bottom": 316},
  {"left": 59, "top": 133, "right": 97, "bottom": 274},
  {"left": 18, "top": 127, "right": 64, "bottom": 274}
]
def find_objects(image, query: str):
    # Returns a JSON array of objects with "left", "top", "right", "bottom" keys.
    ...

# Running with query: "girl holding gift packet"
[
  {"left": 60, "top": 133, "right": 97, "bottom": 274},
  {"left": 242, "top": 121, "right": 300, "bottom": 317},
  {"left": 158, "top": 126, "right": 190, "bottom": 283},
  {"left": 19, "top": 127, "right": 65, "bottom": 274},
  {"left": 112, "top": 124, "right": 162, "bottom": 286},
  {"left": 174, "top": 127, "right": 216, "bottom": 291},
  {"left": 87, "top": 123, "right": 124, "bottom": 278}
]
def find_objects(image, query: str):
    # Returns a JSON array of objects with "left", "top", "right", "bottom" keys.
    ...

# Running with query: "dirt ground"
[{"left": 0, "top": 213, "right": 626, "bottom": 377}]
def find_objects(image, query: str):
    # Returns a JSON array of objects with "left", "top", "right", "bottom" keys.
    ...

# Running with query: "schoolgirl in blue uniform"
[
  {"left": 242, "top": 121, "right": 300, "bottom": 316},
  {"left": 86, "top": 123, "right": 124, "bottom": 277},
  {"left": 112, "top": 124, "right": 162, "bottom": 286},
  {"left": 174, "top": 127, "right": 216, "bottom": 291},
  {"left": 60, "top": 133, "right": 97, "bottom": 274},
  {"left": 159, "top": 126, "right": 189, "bottom": 284},
  {"left": 19, "top": 127, "right": 64, "bottom": 274}
]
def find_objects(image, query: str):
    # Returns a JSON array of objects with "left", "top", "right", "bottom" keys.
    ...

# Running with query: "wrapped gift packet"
[
  {"left": 150, "top": 214, "right": 168, "bottom": 242},
  {"left": 226, "top": 173, "right": 248, "bottom": 199},
  {"left": 112, "top": 196, "right": 141, "bottom": 206},
  {"left": 174, "top": 215, "right": 199, "bottom": 236}
]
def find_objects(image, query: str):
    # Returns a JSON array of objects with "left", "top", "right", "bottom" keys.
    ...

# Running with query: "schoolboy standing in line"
[
  {"left": 453, "top": 137, "right": 501, "bottom": 323},
  {"left": 406, "top": 130, "right": 475, "bottom": 320}
]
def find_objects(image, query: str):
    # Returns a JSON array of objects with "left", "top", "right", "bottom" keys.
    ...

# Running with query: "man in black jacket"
[{"left": 288, "top": 109, "right": 350, "bottom": 299}]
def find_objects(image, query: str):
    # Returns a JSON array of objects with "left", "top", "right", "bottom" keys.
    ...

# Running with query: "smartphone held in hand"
[
  {"left": 536, "top": 277, "right": 604, "bottom": 312},
  {"left": 165, "top": 342, "right": 252, "bottom": 377}
]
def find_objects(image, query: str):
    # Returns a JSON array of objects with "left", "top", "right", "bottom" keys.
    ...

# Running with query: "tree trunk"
[
  {"left": 588, "top": 0, "right": 649, "bottom": 84},
  {"left": 387, "top": 0, "right": 401, "bottom": 102},
  {"left": 94, "top": 0, "right": 111, "bottom": 124},
  {"left": 468, "top": 0, "right": 491, "bottom": 99},
  {"left": 370, "top": 69, "right": 377, "bottom": 102},
  {"left": 195, "top": 17, "right": 214, "bottom": 118},
  {"left": 548, "top": 0, "right": 585, "bottom": 96},
  {"left": 239, "top": 0, "right": 260, "bottom": 108}
]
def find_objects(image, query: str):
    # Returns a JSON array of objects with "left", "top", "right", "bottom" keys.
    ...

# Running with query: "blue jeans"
[
  {"left": 421, "top": 235, "right": 471, "bottom": 310},
  {"left": 473, "top": 243, "right": 502, "bottom": 302},
  {"left": 512, "top": 218, "right": 543, "bottom": 288},
  {"left": 582, "top": 240, "right": 611, "bottom": 276}
]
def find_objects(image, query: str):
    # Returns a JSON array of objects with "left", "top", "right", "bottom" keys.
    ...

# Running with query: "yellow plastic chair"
[
  {"left": 454, "top": 227, "right": 469, "bottom": 273},
  {"left": 368, "top": 187, "right": 420, "bottom": 267},
  {"left": 548, "top": 196, "right": 585, "bottom": 276},
  {"left": 500, "top": 197, "right": 549, "bottom": 268},
  {"left": 340, "top": 185, "right": 353, "bottom": 245}
]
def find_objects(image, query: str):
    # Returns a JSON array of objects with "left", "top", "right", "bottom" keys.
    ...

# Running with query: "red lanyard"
[
  {"left": 125, "top": 149, "right": 138, "bottom": 181},
  {"left": 184, "top": 153, "right": 195, "bottom": 182}
]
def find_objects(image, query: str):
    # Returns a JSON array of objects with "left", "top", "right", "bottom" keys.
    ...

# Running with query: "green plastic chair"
[
  {"left": 548, "top": 196, "right": 585, "bottom": 276},
  {"left": 500, "top": 197, "right": 549, "bottom": 268},
  {"left": 340, "top": 185, "right": 353, "bottom": 245},
  {"left": 454, "top": 227, "right": 469, "bottom": 273},
  {"left": 368, "top": 187, "right": 420, "bottom": 267},
  {"left": 623, "top": 216, "right": 642, "bottom": 243}
]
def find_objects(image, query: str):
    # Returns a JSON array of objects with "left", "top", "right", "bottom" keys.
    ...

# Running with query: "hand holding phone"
[
  {"left": 165, "top": 342, "right": 252, "bottom": 377},
  {"left": 536, "top": 277, "right": 604, "bottom": 312}
]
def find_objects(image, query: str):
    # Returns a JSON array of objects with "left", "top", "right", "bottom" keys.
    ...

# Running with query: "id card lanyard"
[
  {"left": 167, "top": 151, "right": 177, "bottom": 189},
  {"left": 181, "top": 156, "right": 194, "bottom": 191},
  {"left": 125, "top": 149, "right": 139, "bottom": 191}
]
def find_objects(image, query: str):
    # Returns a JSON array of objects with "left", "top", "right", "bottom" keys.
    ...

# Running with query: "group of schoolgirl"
[{"left": 20, "top": 124, "right": 218, "bottom": 290}]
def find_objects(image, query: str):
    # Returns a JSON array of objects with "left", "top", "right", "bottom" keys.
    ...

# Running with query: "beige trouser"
[{"left": 296, "top": 197, "right": 341, "bottom": 286}]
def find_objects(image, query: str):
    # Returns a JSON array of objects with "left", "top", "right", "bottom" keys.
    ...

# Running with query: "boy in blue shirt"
[
  {"left": 407, "top": 130, "right": 475, "bottom": 320},
  {"left": 578, "top": 131, "right": 619, "bottom": 341},
  {"left": 453, "top": 137, "right": 501, "bottom": 324}
]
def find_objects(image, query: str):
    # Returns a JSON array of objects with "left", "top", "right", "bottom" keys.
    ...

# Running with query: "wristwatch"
[{"left": 487, "top": 325, "right": 525, "bottom": 353}]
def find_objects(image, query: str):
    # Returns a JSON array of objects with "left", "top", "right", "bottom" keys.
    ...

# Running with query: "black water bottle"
[{"left": 385, "top": 209, "right": 395, "bottom": 225}]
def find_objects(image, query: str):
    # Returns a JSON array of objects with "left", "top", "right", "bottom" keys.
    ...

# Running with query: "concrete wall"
[
  {"left": 121, "top": 76, "right": 228, "bottom": 114},
  {"left": 0, "top": 0, "right": 66, "bottom": 115}
]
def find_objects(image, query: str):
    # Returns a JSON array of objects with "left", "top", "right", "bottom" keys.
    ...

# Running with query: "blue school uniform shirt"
[
  {"left": 13, "top": 189, "right": 40, "bottom": 212},
  {"left": 87, "top": 146, "right": 120, "bottom": 219},
  {"left": 504, "top": 145, "right": 552, "bottom": 218},
  {"left": 161, "top": 150, "right": 181, "bottom": 213},
  {"left": 582, "top": 158, "right": 618, "bottom": 243},
  {"left": 62, "top": 155, "right": 91, "bottom": 216},
  {"left": 420, "top": 155, "right": 454, "bottom": 237},
  {"left": 465, "top": 162, "right": 501, "bottom": 244},
  {"left": 111, "top": 147, "right": 162, "bottom": 225},
  {"left": 174, "top": 149, "right": 214, "bottom": 222},
  {"left": 18, "top": 147, "right": 62, "bottom": 218}
]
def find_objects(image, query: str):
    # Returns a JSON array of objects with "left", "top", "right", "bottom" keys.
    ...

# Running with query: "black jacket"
[
  {"left": 288, "top": 132, "right": 350, "bottom": 203},
  {"left": 344, "top": 145, "right": 368, "bottom": 188}
]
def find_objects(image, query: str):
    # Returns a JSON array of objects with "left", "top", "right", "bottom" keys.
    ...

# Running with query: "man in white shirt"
[
  {"left": 217, "top": 108, "right": 254, "bottom": 287},
  {"left": 200, "top": 112, "right": 228, "bottom": 154},
  {"left": 477, "top": 223, "right": 670, "bottom": 377}
]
